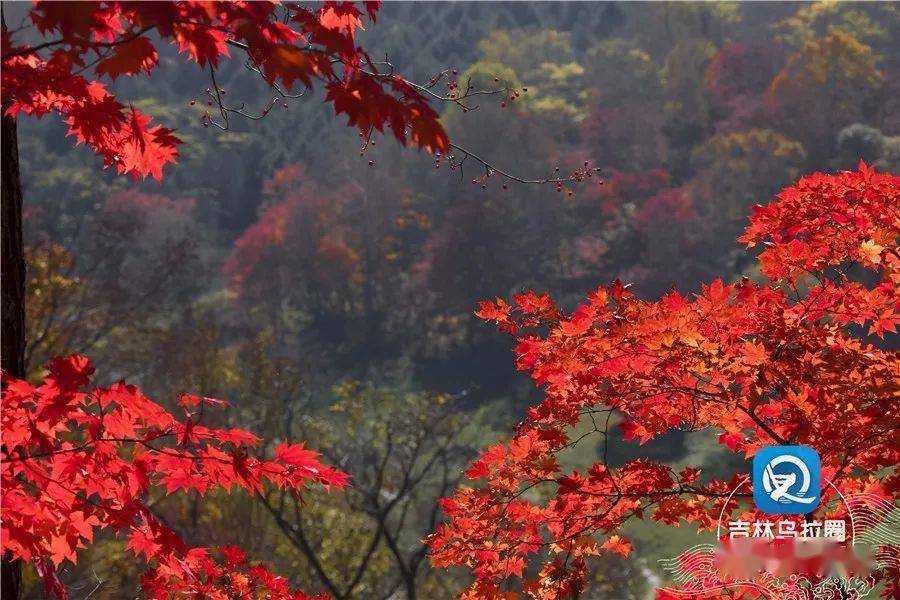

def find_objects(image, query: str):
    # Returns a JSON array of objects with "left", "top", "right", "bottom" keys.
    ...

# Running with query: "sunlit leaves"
[
  {"left": 2, "top": 1, "right": 450, "bottom": 183},
  {"left": 94, "top": 36, "right": 158, "bottom": 79},
  {"left": 429, "top": 164, "right": 900, "bottom": 597},
  {"left": 741, "top": 163, "right": 899, "bottom": 336},
  {"left": 1, "top": 355, "right": 346, "bottom": 598}
]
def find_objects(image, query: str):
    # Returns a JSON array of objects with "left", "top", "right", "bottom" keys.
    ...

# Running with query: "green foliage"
[
  {"left": 661, "top": 40, "right": 718, "bottom": 172},
  {"left": 585, "top": 39, "right": 662, "bottom": 105}
]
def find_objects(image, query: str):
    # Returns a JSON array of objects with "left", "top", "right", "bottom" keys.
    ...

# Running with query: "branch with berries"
[{"left": 196, "top": 39, "right": 602, "bottom": 192}]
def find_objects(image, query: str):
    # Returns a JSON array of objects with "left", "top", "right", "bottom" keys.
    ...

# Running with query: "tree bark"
[
  {"left": 2, "top": 105, "right": 25, "bottom": 378},
  {"left": 1, "top": 52, "right": 26, "bottom": 600}
]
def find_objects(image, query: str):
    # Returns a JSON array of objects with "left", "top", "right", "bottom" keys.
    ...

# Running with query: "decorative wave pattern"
[
  {"left": 658, "top": 544, "right": 718, "bottom": 584},
  {"left": 656, "top": 492, "right": 898, "bottom": 599},
  {"left": 845, "top": 493, "right": 900, "bottom": 547}
]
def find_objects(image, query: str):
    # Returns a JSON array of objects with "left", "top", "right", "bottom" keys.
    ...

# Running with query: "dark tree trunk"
[
  {"left": 2, "top": 106, "right": 25, "bottom": 379},
  {"left": 1, "top": 54, "right": 26, "bottom": 600}
]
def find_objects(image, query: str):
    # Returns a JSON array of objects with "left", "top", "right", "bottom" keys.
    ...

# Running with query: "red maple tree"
[
  {"left": 1, "top": 1, "right": 451, "bottom": 181},
  {"left": 428, "top": 163, "right": 899, "bottom": 598},
  {"left": 1, "top": 354, "right": 347, "bottom": 598}
]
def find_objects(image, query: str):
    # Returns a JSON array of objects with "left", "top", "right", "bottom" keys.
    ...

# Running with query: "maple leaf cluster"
[
  {"left": 1, "top": 1, "right": 448, "bottom": 181},
  {"left": 140, "top": 545, "right": 328, "bottom": 600},
  {"left": 1, "top": 354, "right": 347, "bottom": 599},
  {"left": 428, "top": 163, "right": 900, "bottom": 598}
]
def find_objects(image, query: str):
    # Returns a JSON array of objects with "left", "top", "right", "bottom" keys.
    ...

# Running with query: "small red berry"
[{"left": 500, "top": 102, "right": 506, "bottom": 108}]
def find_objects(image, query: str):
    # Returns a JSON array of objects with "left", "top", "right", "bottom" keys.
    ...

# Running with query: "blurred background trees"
[{"left": 14, "top": 1, "right": 899, "bottom": 597}]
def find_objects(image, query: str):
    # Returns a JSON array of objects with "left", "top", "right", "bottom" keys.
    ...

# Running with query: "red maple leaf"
[{"left": 95, "top": 35, "right": 158, "bottom": 79}]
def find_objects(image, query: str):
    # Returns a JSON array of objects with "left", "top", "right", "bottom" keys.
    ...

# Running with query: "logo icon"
[{"left": 753, "top": 446, "right": 820, "bottom": 514}]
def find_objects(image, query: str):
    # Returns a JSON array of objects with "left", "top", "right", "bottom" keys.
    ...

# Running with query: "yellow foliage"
[
  {"left": 773, "top": 1, "right": 896, "bottom": 50},
  {"left": 770, "top": 31, "right": 882, "bottom": 115}
]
